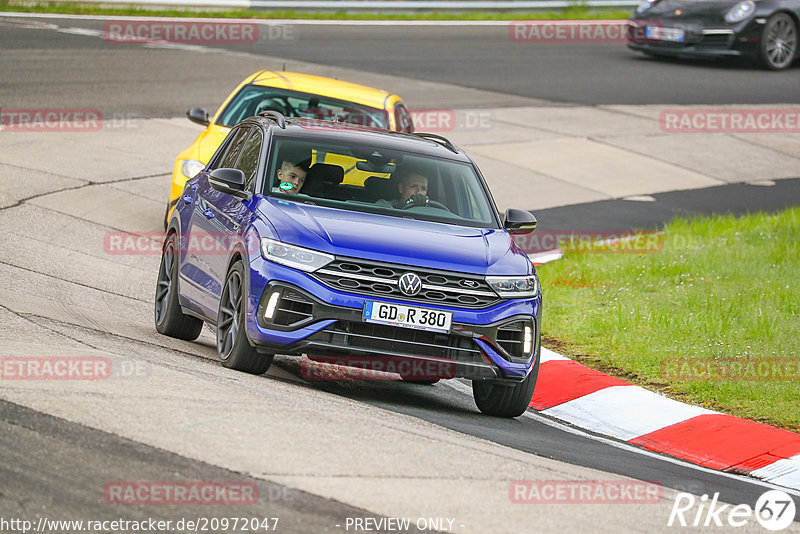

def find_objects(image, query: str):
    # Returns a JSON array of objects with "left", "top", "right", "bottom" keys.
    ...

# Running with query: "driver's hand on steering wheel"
[{"left": 403, "top": 193, "right": 429, "bottom": 207}]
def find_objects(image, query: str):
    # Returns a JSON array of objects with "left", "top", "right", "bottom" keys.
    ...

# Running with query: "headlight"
[
  {"left": 724, "top": 0, "right": 755, "bottom": 23},
  {"left": 486, "top": 275, "right": 539, "bottom": 298},
  {"left": 181, "top": 159, "right": 205, "bottom": 179},
  {"left": 636, "top": 0, "right": 658, "bottom": 13},
  {"left": 260, "top": 239, "right": 334, "bottom": 272}
]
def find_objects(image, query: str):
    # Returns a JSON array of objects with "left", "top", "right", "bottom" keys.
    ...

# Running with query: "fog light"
[
  {"left": 523, "top": 324, "right": 533, "bottom": 355},
  {"left": 264, "top": 291, "right": 281, "bottom": 320}
]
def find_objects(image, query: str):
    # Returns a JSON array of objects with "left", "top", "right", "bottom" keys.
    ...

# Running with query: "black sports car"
[{"left": 628, "top": 0, "right": 799, "bottom": 70}]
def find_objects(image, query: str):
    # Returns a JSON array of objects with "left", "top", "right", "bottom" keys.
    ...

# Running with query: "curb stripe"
[
  {"left": 541, "top": 385, "right": 717, "bottom": 442},
  {"left": 751, "top": 454, "right": 800, "bottom": 488},
  {"left": 531, "top": 349, "right": 800, "bottom": 490},
  {"left": 629, "top": 414, "right": 800, "bottom": 471},
  {"left": 528, "top": 249, "right": 564, "bottom": 266},
  {"left": 531, "top": 359, "right": 629, "bottom": 410},
  {"left": 539, "top": 348, "right": 570, "bottom": 363}
]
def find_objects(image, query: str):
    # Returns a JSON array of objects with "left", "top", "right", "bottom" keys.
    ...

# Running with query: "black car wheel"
[
  {"left": 217, "top": 261, "right": 274, "bottom": 375},
  {"left": 155, "top": 233, "right": 203, "bottom": 340},
  {"left": 472, "top": 350, "right": 539, "bottom": 418},
  {"left": 759, "top": 13, "right": 798, "bottom": 70}
]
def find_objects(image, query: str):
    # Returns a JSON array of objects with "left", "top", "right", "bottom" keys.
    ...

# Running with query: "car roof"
[
  {"left": 244, "top": 116, "right": 470, "bottom": 163},
  {"left": 249, "top": 71, "right": 395, "bottom": 110}
]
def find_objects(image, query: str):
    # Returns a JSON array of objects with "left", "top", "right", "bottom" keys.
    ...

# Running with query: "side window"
[
  {"left": 234, "top": 129, "right": 263, "bottom": 192},
  {"left": 210, "top": 127, "right": 250, "bottom": 171},
  {"left": 394, "top": 103, "right": 414, "bottom": 133}
]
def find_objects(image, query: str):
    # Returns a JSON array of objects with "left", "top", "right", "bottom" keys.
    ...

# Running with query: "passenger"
[{"left": 276, "top": 154, "right": 311, "bottom": 195}]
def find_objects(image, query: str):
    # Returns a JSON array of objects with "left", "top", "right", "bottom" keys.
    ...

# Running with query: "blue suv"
[{"left": 155, "top": 112, "right": 541, "bottom": 417}]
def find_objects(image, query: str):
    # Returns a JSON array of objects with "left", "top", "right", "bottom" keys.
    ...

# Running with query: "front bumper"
[
  {"left": 244, "top": 257, "right": 541, "bottom": 381},
  {"left": 627, "top": 18, "right": 760, "bottom": 60},
  {"left": 627, "top": 41, "right": 744, "bottom": 58}
]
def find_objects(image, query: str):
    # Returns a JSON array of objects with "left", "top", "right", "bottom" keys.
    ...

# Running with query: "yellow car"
[{"left": 166, "top": 71, "right": 414, "bottom": 227}]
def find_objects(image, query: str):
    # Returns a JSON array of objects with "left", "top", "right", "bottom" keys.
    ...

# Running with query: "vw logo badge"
[{"left": 398, "top": 272, "right": 422, "bottom": 296}]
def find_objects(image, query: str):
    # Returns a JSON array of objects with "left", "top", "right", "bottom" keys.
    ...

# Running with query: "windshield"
[
  {"left": 216, "top": 85, "right": 390, "bottom": 130},
  {"left": 264, "top": 137, "right": 499, "bottom": 229}
]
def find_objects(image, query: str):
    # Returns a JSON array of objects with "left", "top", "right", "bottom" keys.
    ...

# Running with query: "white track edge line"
[
  {"left": 443, "top": 378, "right": 800, "bottom": 497},
  {"left": 0, "top": 12, "right": 627, "bottom": 25}
]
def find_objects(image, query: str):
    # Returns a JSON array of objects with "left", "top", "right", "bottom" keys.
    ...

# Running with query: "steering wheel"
[
  {"left": 255, "top": 97, "right": 297, "bottom": 117},
  {"left": 399, "top": 195, "right": 452, "bottom": 212}
]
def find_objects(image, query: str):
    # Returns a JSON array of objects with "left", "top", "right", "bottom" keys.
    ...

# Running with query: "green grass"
[
  {"left": 538, "top": 208, "right": 800, "bottom": 432},
  {"left": 0, "top": 2, "right": 631, "bottom": 20}
]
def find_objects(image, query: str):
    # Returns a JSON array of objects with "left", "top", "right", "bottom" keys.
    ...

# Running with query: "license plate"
[
  {"left": 646, "top": 25, "right": 684, "bottom": 42},
  {"left": 362, "top": 301, "right": 452, "bottom": 334}
]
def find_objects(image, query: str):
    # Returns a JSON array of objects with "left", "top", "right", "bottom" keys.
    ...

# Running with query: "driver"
[{"left": 377, "top": 166, "right": 430, "bottom": 208}]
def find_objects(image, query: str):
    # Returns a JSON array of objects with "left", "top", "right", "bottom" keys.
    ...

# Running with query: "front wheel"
[
  {"left": 758, "top": 13, "right": 797, "bottom": 71},
  {"left": 217, "top": 261, "right": 273, "bottom": 375},
  {"left": 472, "top": 352, "right": 539, "bottom": 418}
]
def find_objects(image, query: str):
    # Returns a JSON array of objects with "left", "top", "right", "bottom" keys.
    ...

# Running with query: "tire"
[
  {"left": 472, "top": 349, "right": 540, "bottom": 418},
  {"left": 758, "top": 13, "right": 797, "bottom": 71},
  {"left": 154, "top": 233, "right": 203, "bottom": 340},
  {"left": 217, "top": 261, "right": 273, "bottom": 375}
]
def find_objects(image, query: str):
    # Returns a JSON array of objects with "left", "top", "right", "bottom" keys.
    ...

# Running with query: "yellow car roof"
[{"left": 250, "top": 71, "right": 394, "bottom": 110}]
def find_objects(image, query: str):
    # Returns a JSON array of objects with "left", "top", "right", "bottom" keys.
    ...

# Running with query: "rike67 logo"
[{"left": 668, "top": 490, "right": 796, "bottom": 530}]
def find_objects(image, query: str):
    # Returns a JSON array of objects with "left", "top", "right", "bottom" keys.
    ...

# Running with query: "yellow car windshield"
[{"left": 217, "top": 85, "right": 389, "bottom": 130}]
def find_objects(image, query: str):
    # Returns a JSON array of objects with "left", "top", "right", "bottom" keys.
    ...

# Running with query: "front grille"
[
  {"left": 308, "top": 321, "right": 485, "bottom": 363},
  {"left": 272, "top": 289, "right": 314, "bottom": 326},
  {"left": 496, "top": 321, "right": 527, "bottom": 358},
  {"left": 313, "top": 258, "right": 500, "bottom": 309},
  {"left": 697, "top": 33, "right": 731, "bottom": 47}
]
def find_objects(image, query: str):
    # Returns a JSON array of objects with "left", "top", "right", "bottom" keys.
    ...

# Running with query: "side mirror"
[
  {"left": 504, "top": 208, "right": 537, "bottom": 234},
  {"left": 186, "top": 107, "right": 210, "bottom": 126},
  {"left": 209, "top": 168, "right": 251, "bottom": 200}
]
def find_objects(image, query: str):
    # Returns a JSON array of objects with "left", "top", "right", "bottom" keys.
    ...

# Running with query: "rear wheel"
[
  {"left": 154, "top": 233, "right": 203, "bottom": 340},
  {"left": 217, "top": 261, "right": 273, "bottom": 375},
  {"left": 758, "top": 13, "right": 797, "bottom": 71},
  {"left": 472, "top": 351, "right": 539, "bottom": 418}
]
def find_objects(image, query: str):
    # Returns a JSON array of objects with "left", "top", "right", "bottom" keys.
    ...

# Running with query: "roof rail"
[
  {"left": 258, "top": 110, "right": 286, "bottom": 129},
  {"left": 412, "top": 132, "right": 457, "bottom": 153}
]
